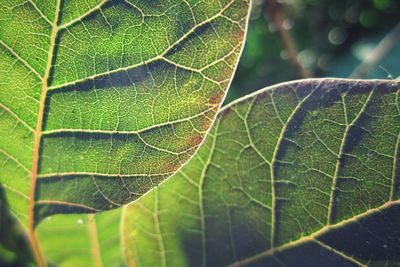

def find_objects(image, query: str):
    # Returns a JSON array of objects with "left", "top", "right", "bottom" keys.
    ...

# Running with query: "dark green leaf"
[{"left": 123, "top": 78, "right": 400, "bottom": 267}]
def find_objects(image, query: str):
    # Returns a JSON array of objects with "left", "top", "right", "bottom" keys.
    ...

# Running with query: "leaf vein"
[
  {"left": 327, "top": 87, "right": 375, "bottom": 225},
  {"left": 28, "top": 0, "right": 52, "bottom": 25},
  {"left": 37, "top": 171, "right": 173, "bottom": 179},
  {"left": 42, "top": 106, "right": 217, "bottom": 136},
  {"left": 0, "top": 148, "right": 31, "bottom": 174},
  {"left": 198, "top": 121, "right": 220, "bottom": 267},
  {"left": 0, "top": 40, "right": 42, "bottom": 79},
  {"left": 47, "top": 0, "right": 240, "bottom": 91},
  {"left": 58, "top": 0, "right": 109, "bottom": 30},
  {"left": 228, "top": 200, "right": 400, "bottom": 267},
  {"left": 390, "top": 133, "right": 400, "bottom": 200},
  {"left": 1, "top": 183, "right": 29, "bottom": 200},
  {"left": 269, "top": 82, "right": 318, "bottom": 247},
  {"left": 312, "top": 239, "right": 366, "bottom": 267},
  {"left": 35, "top": 200, "right": 100, "bottom": 212}
]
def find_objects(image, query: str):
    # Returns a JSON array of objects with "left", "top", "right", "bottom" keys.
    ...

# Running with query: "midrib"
[{"left": 28, "top": 0, "right": 61, "bottom": 266}]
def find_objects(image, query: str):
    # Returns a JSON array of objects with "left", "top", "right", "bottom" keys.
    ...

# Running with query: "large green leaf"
[
  {"left": 122, "top": 78, "right": 400, "bottom": 266},
  {"left": 0, "top": 0, "right": 250, "bottom": 230}
]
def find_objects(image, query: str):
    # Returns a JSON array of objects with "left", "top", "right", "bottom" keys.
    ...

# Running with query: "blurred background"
[{"left": 228, "top": 0, "right": 400, "bottom": 102}]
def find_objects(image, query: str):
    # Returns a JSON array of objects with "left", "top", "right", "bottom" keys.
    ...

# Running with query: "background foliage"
[{"left": 229, "top": 0, "right": 400, "bottom": 101}]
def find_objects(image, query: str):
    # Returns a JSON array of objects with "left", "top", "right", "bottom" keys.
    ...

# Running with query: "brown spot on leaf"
[
  {"left": 165, "top": 158, "right": 181, "bottom": 172},
  {"left": 209, "top": 92, "right": 224, "bottom": 106},
  {"left": 191, "top": 135, "right": 204, "bottom": 146}
]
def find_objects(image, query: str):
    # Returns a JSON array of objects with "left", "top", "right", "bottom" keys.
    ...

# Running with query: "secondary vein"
[
  {"left": 327, "top": 87, "right": 375, "bottom": 225},
  {"left": 269, "top": 81, "right": 317, "bottom": 247},
  {"left": 390, "top": 133, "right": 400, "bottom": 201},
  {"left": 47, "top": 0, "right": 237, "bottom": 92}
]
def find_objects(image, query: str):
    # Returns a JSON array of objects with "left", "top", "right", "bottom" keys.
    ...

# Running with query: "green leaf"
[
  {"left": 37, "top": 209, "right": 123, "bottom": 267},
  {"left": 1, "top": 184, "right": 125, "bottom": 267},
  {"left": 0, "top": 0, "right": 250, "bottom": 232},
  {"left": 0, "top": 187, "right": 35, "bottom": 267},
  {"left": 122, "top": 78, "right": 400, "bottom": 267}
]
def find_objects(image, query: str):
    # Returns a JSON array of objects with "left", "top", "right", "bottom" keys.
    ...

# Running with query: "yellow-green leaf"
[
  {"left": 122, "top": 78, "right": 400, "bottom": 267},
  {"left": 37, "top": 209, "right": 123, "bottom": 267},
  {"left": 0, "top": 0, "right": 250, "bottom": 232}
]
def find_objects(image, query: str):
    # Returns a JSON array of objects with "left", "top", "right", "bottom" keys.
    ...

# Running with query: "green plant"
[
  {"left": 1, "top": 0, "right": 249, "bottom": 265},
  {"left": 1, "top": 0, "right": 399, "bottom": 267},
  {"left": 123, "top": 79, "right": 400, "bottom": 266}
]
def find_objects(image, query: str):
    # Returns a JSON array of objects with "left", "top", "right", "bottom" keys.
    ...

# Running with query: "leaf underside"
[
  {"left": 123, "top": 79, "right": 400, "bottom": 267},
  {"left": 37, "top": 210, "right": 123, "bottom": 267},
  {"left": 0, "top": 0, "right": 250, "bottom": 226}
]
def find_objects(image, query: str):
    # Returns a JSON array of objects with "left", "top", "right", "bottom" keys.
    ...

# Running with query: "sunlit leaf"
[
  {"left": 123, "top": 78, "right": 400, "bottom": 267},
  {"left": 0, "top": 0, "right": 250, "bottom": 233},
  {"left": 37, "top": 209, "right": 123, "bottom": 267}
]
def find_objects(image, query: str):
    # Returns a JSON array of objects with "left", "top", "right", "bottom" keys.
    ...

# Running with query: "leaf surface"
[
  {"left": 0, "top": 0, "right": 250, "bottom": 228},
  {"left": 37, "top": 209, "right": 123, "bottom": 267},
  {"left": 122, "top": 78, "right": 400, "bottom": 267},
  {"left": 0, "top": 184, "right": 124, "bottom": 267},
  {"left": 0, "top": 187, "right": 35, "bottom": 267}
]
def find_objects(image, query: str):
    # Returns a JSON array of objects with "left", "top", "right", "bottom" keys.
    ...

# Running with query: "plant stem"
[{"left": 264, "top": 0, "right": 311, "bottom": 78}]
